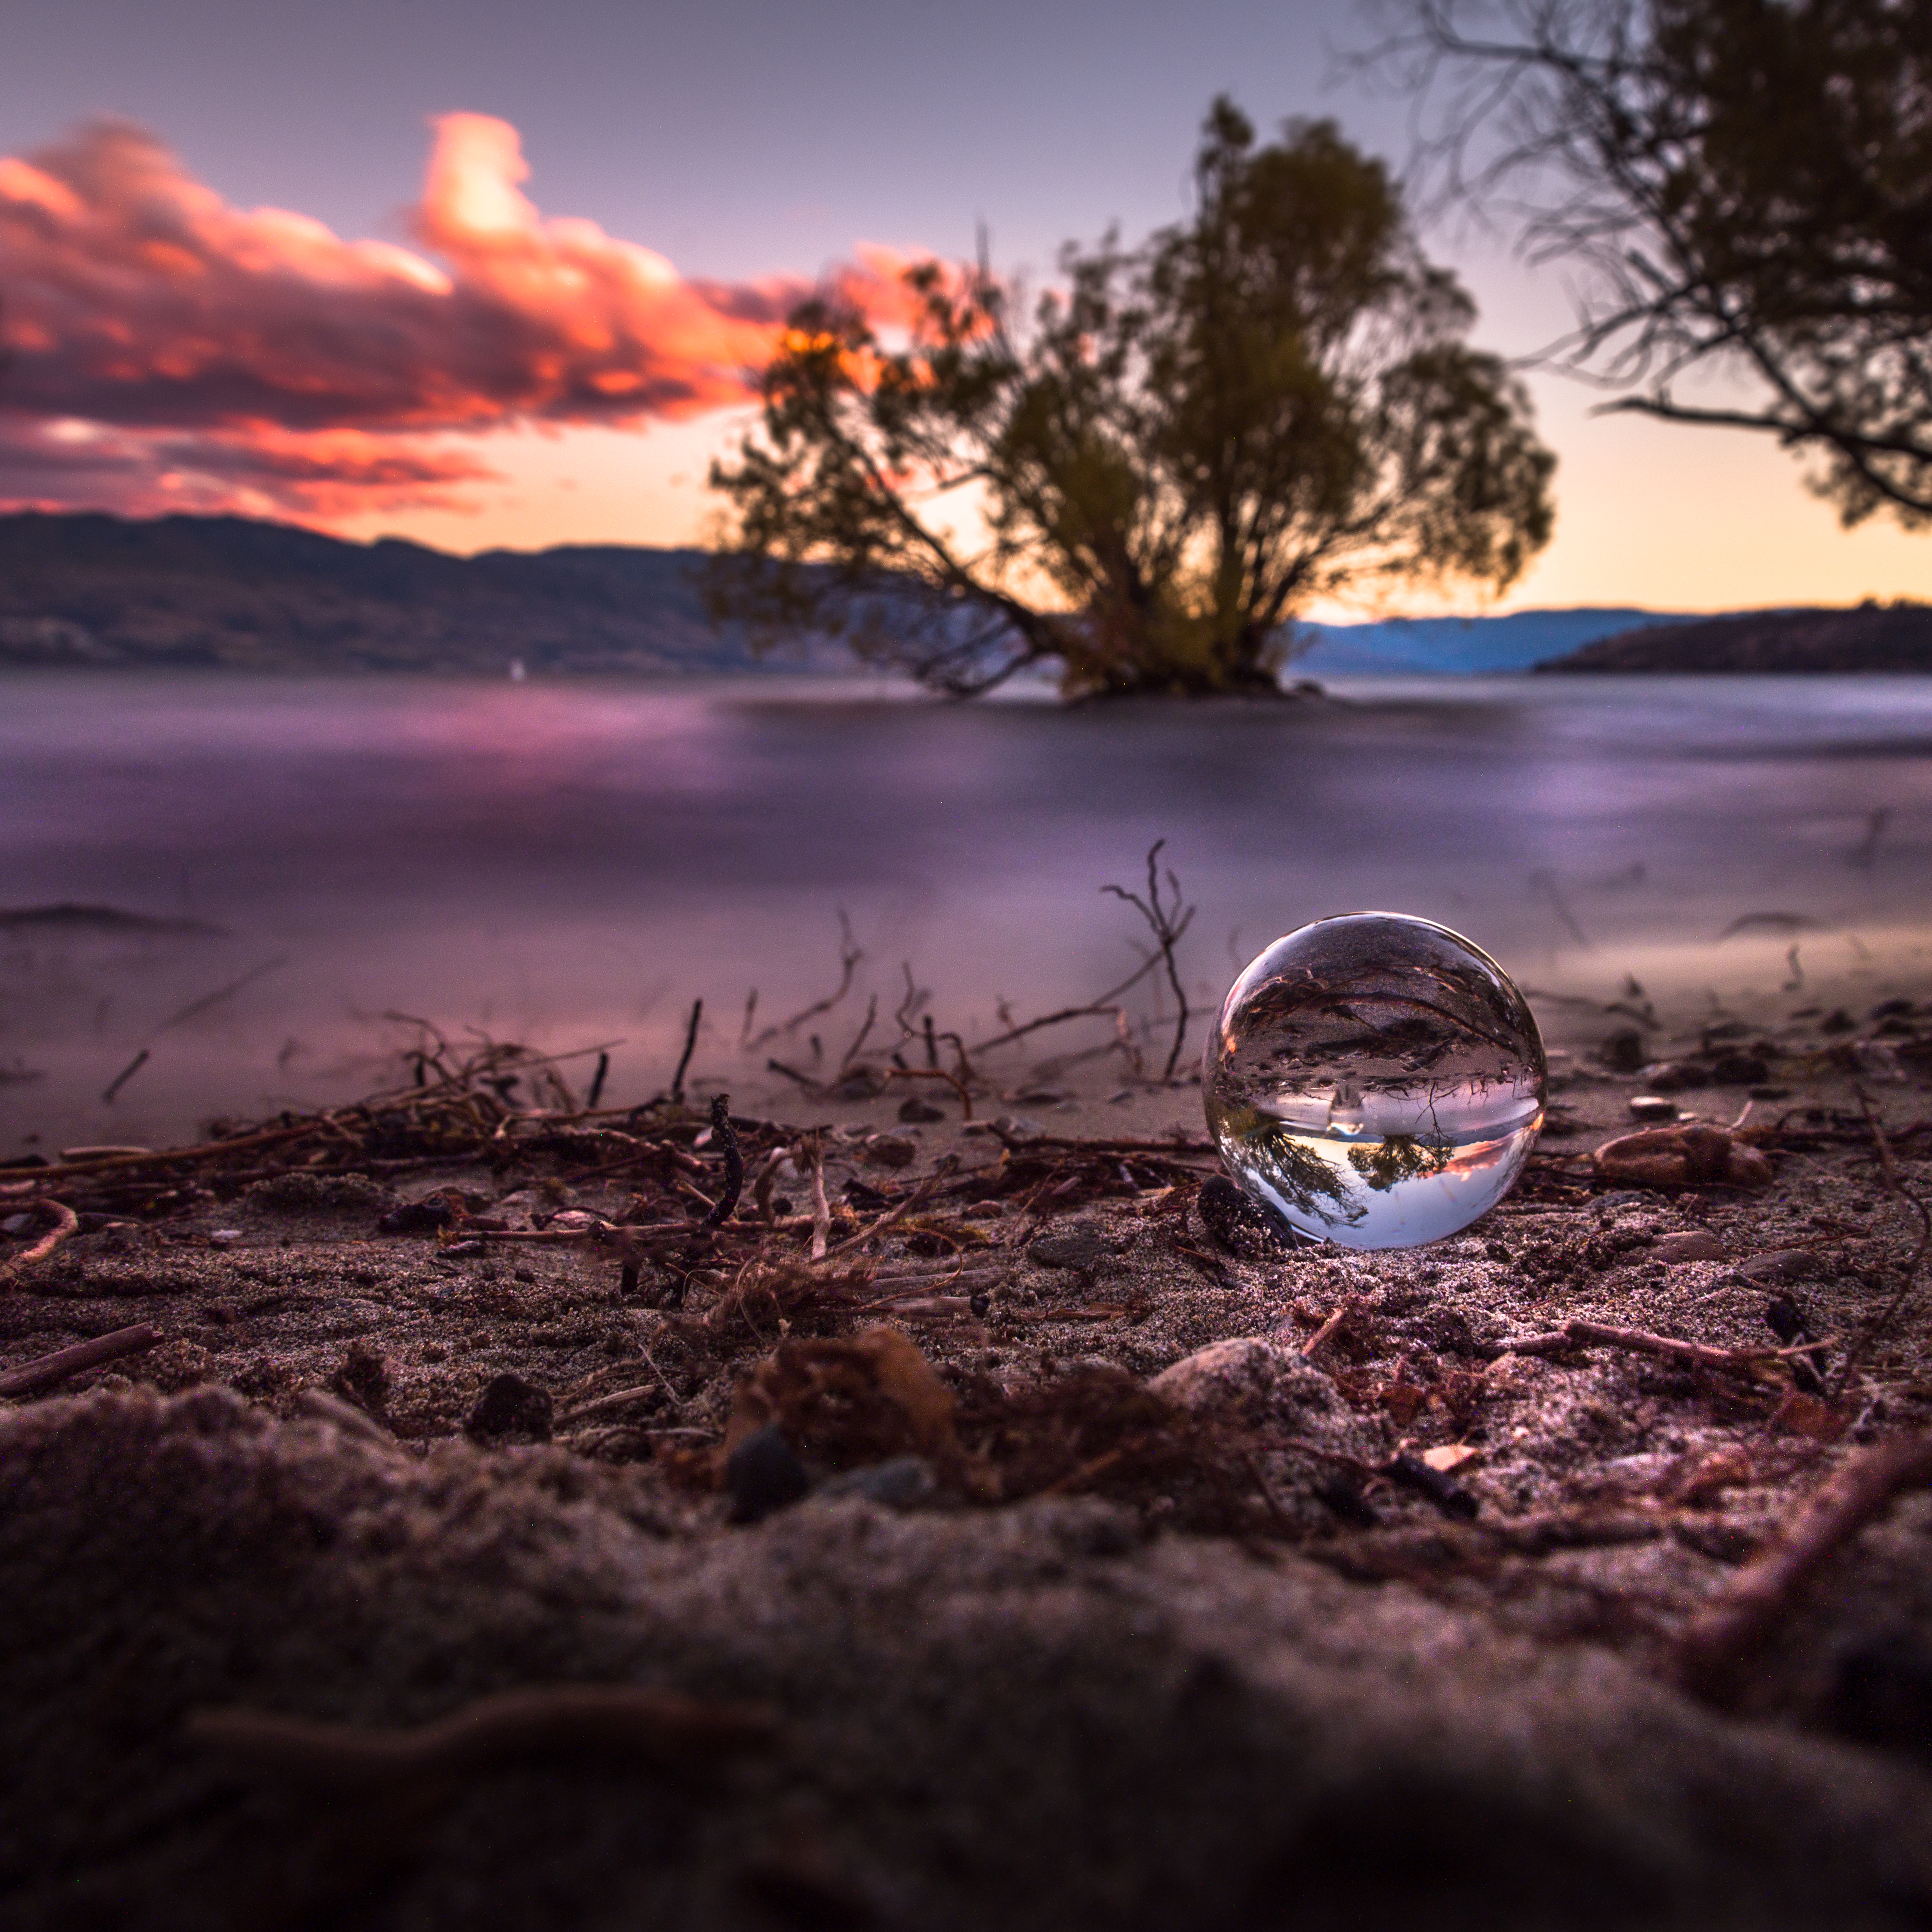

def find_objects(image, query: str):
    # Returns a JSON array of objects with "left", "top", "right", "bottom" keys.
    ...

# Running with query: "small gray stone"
[
  {"left": 862, "top": 1134, "right": 918, "bottom": 1169},
  {"left": 1740, "top": 1248, "right": 1821, "bottom": 1284},
  {"left": 1028, "top": 1231, "right": 1112, "bottom": 1272},
  {"left": 1150, "top": 1337, "right": 1337, "bottom": 1422},
  {"left": 1655, "top": 1229, "right": 1725, "bottom": 1263},
  {"left": 816, "top": 1456, "right": 937, "bottom": 1510}
]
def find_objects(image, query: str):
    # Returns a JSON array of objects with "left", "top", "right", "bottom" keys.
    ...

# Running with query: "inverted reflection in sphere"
[{"left": 1204, "top": 914, "right": 1546, "bottom": 1250}]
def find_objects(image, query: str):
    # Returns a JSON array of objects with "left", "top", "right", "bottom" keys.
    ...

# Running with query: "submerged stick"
[
  {"left": 884, "top": 1065, "right": 974, "bottom": 1119},
  {"left": 1300, "top": 1297, "right": 1360, "bottom": 1360},
  {"left": 160, "top": 955, "right": 288, "bottom": 1031},
  {"left": 1101, "top": 840, "right": 1196, "bottom": 1081},
  {"left": 670, "top": 998, "right": 703, "bottom": 1106},
  {"left": 821, "top": 1168, "right": 949, "bottom": 1262},
  {"left": 838, "top": 993, "right": 879, "bottom": 1072},
  {"left": 100, "top": 1048, "right": 150, "bottom": 1104}
]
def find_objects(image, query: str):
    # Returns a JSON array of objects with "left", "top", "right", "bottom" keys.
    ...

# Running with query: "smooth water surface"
[{"left": 4, "top": 670, "right": 1932, "bottom": 1149}]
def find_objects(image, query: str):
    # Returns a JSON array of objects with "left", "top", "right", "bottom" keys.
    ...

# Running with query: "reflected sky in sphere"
[{"left": 1204, "top": 913, "right": 1546, "bottom": 1249}]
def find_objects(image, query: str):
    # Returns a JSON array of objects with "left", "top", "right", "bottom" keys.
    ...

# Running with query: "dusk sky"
[{"left": 2, "top": 0, "right": 1924, "bottom": 618}]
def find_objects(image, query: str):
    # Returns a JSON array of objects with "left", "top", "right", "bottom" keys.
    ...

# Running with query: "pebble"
[
  {"left": 1740, "top": 1248, "right": 1821, "bottom": 1284},
  {"left": 1627, "top": 1096, "right": 1679, "bottom": 1123},
  {"left": 464, "top": 1372, "right": 554, "bottom": 1444},
  {"left": 1149, "top": 1336, "right": 1353, "bottom": 1440},
  {"left": 1027, "top": 1231, "right": 1112, "bottom": 1272},
  {"left": 1654, "top": 1229, "right": 1725, "bottom": 1263},
  {"left": 1598, "top": 1028, "right": 1647, "bottom": 1073},
  {"left": 1593, "top": 1124, "right": 1772, "bottom": 1189},
  {"left": 726, "top": 1423, "right": 812, "bottom": 1524},
  {"left": 862, "top": 1135, "right": 918, "bottom": 1169},
  {"left": 816, "top": 1455, "right": 937, "bottom": 1509},
  {"left": 378, "top": 1197, "right": 455, "bottom": 1234}
]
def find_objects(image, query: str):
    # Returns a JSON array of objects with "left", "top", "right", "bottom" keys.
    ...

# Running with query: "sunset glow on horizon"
[
  {"left": 0, "top": 113, "right": 929, "bottom": 526},
  {"left": 0, "top": 0, "right": 1925, "bottom": 620}
]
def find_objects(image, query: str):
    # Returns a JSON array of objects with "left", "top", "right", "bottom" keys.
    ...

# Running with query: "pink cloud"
[{"left": 0, "top": 114, "right": 926, "bottom": 521}]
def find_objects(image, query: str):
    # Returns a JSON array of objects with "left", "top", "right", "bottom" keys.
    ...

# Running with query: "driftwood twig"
[
  {"left": 1301, "top": 1297, "right": 1361, "bottom": 1360},
  {"left": 1100, "top": 840, "right": 1196, "bottom": 1081},
  {"left": 0, "top": 1322, "right": 159, "bottom": 1397},
  {"left": 1834, "top": 1088, "right": 1932, "bottom": 1394},
  {"left": 0, "top": 1200, "right": 79, "bottom": 1284},
  {"left": 1498, "top": 1319, "right": 1817, "bottom": 1375},
  {"left": 806, "top": 1136, "right": 830, "bottom": 1262},
  {"left": 184, "top": 1684, "right": 779, "bottom": 1791},
  {"left": 670, "top": 999, "right": 703, "bottom": 1106},
  {"left": 701, "top": 1096, "right": 745, "bottom": 1229},
  {"left": 1676, "top": 1431, "right": 1932, "bottom": 1701},
  {"left": 821, "top": 1172, "right": 944, "bottom": 1262}
]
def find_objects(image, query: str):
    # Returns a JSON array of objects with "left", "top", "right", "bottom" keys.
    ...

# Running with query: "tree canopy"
[
  {"left": 1372, "top": 0, "right": 1932, "bottom": 527},
  {"left": 707, "top": 102, "right": 1555, "bottom": 698}
]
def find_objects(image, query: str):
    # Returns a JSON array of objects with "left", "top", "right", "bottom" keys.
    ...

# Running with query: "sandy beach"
[{"left": 3, "top": 978, "right": 1931, "bottom": 1929}]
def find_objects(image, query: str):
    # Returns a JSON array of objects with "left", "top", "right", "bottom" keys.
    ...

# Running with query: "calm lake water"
[{"left": 5, "top": 670, "right": 1932, "bottom": 1151}]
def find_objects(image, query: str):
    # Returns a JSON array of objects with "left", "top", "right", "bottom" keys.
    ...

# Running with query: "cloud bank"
[{"left": 0, "top": 115, "right": 919, "bottom": 522}]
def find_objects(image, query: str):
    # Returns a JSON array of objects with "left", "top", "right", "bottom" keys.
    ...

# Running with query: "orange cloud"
[{"left": 0, "top": 115, "right": 926, "bottom": 522}]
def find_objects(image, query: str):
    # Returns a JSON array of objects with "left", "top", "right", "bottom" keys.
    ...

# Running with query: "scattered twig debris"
[{"left": 1675, "top": 1431, "right": 1932, "bottom": 1702}]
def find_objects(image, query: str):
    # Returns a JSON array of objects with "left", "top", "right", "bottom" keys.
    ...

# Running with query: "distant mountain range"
[
  {"left": 1531, "top": 601, "right": 1932, "bottom": 673},
  {"left": 0, "top": 511, "right": 1920, "bottom": 679},
  {"left": 0, "top": 512, "right": 825, "bottom": 676},
  {"left": 1291, "top": 607, "right": 1694, "bottom": 677}
]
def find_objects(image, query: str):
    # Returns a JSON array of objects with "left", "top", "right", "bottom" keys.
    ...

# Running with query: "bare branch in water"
[
  {"left": 671, "top": 998, "right": 703, "bottom": 1106},
  {"left": 1101, "top": 840, "right": 1196, "bottom": 1081},
  {"left": 750, "top": 910, "right": 863, "bottom": 1046}
]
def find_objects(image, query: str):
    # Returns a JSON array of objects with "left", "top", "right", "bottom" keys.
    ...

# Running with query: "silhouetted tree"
[
  {"left": 707, "top": 102, "right": 1554, "bottom": 697},
  {"left": 1369, "top": 0, "right": 1932, "bottom": 526}
]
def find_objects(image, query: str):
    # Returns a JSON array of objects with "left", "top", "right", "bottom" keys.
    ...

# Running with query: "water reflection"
[{"left": 1205, "top": 914, "right": 1546, "bottom": 1248}]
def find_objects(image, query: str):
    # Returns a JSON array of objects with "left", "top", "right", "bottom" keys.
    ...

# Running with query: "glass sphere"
[{"left": 1203, "top": 913, "right": 1546, "bottom": 1249}]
